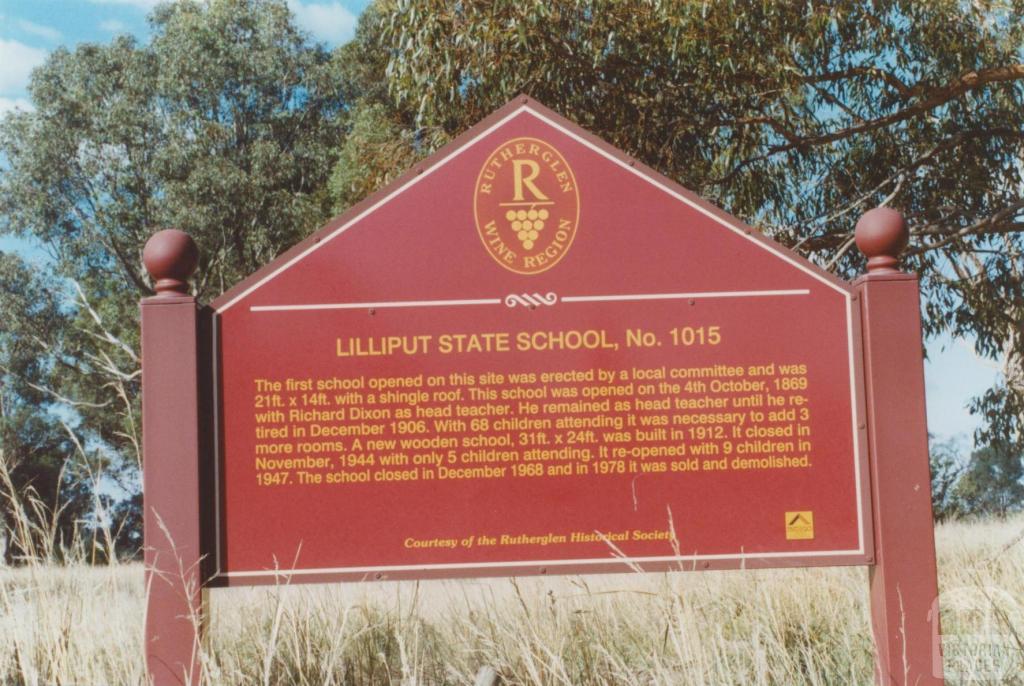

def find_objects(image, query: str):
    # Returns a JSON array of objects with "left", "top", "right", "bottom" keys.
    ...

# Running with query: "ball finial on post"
[
  {"left": 143, "top": 229, "right": 199, "bottom": 296},
  {"left": 854, "top": 207, "right": 908, "bottom": 275}
]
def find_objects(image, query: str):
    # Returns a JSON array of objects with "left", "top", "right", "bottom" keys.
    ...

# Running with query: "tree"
[
  {"left": 5, "top": 0, "right": 1024, "bottom": 552},
  {"left": 929, "top": 435, "right": 966, "bottom": 522},
  {"left": 327, "top": 3, "right": 420, "bottom": 211},
  {"left": 0, "top": 0, "right": 350, "bottom": 557},
  {"left": 0, "top": 254, "right": 87, "bottom": 562},
  {"left": 955, "top": 442, "right": 1024, "bottom": 516},
  {"left": 340, "top": 0, "right": 1024, "bottom": 453}
]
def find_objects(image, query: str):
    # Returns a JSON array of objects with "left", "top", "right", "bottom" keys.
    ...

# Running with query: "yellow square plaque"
[{"left": 785, "top": 511, "right": 814, "bottom": 540}]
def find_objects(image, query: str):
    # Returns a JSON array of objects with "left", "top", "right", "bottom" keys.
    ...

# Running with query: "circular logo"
[{"left": 473, "top": 137, "right": 580, "bottom": 275}]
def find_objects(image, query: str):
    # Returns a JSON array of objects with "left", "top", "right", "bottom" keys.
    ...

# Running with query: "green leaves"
[
  {"left": 372, "top": 0, "right": 1024, "bottom": 451},
  {"left": 0, "top": 0, "right": 351, "bottom": 556},
  {"left": 2, "top": 0, "right": 1023, "bottom": 549}
]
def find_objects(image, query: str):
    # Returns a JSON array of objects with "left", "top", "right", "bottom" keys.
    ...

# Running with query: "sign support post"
[
  {"left": 141, "top": 229, "right": 206, "bottom": 686},
  {"left": 854, "top": 208, "right": 944, "bottom": 685}
]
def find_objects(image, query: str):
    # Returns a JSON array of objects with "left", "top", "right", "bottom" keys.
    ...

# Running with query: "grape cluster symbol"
[{"left": 505, "top": 207, "right": 550, "bottom": 250}]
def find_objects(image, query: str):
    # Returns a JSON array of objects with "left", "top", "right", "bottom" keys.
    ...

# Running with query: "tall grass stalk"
[{"left": 1, "top": 457, "right": 1022, "bottom": 684}]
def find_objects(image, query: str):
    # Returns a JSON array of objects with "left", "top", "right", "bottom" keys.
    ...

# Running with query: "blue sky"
[
  {"left": 0, "top": 0, "right": 369, "bottom": 117},
  {"left": 0, "top": 1, "right": 1002, "bottom": 448}
]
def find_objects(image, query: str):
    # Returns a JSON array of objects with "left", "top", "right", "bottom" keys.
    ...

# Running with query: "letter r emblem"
[{"left": 511, "top": 159, "right": 549, "bottom": 201}]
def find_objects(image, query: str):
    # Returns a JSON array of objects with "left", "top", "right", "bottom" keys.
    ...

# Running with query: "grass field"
[{"left": 1, "top": 516, "right": 1022, "bottom": 685}]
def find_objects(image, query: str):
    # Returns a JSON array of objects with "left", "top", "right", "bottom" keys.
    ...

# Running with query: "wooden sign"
[
  {"left": 208, "top": 99, "right": 871, "bottom": 581},
  {"left": 140, "top": 97, "right": 944, "bottom": 684}
]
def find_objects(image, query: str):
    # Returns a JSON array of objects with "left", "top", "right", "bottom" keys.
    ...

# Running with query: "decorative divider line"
[
  {"left": 560, "top": 289, "right": 810, "bottom": 304},
  {"left": 249, "top": 289, "right": 810, "bottom": 313},
  {"left": 505, "top": 292, "right": 558, "bottom": 308},
  {"left": 251, "top": 298, "right": 501, "bottom": 312}
]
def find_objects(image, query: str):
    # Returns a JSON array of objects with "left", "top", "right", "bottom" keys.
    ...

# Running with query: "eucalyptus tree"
[
  {"left": 342, "top": 0, "right": 1024, "bottom": 453},
  {"left": 0, "top": 0, "right": 350, "bottom": 556}
]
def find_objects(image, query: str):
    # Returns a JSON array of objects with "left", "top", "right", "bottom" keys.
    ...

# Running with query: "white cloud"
[
  {"left": 16, "top": 19, "right": 62, "bottom": 42},
  {"left": 287, "top": 1, "right": 357, "bottom": 45},
  {"left": 0, "top": 96, "right": 34, "bottom": 116},
  {"left": 87, "top": 0, "right": 161, "bottom": 10},
  {"left": 100, "top": 19, "right": 129, "bottom": 32},
  {"left": 0, "top": 39, "right": 48, "bottom": 93}
]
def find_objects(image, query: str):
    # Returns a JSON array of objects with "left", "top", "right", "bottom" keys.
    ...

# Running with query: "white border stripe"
[
  {"left": 248, "top": 289, "right": 811, "bottom": 313},
  {"left": 212, "top": 104, "right": 868, "bottom": 574},
  {"left": 219, "top": 546, "right": 866, "bottom": 579},
  {"left": 212, "top": 313, "right": 222, "bottom": 576},
  {"left": 216, "top": 106, "right": 532, "bottom": 314},
  {"left": 252, "top": 298, "right": 500, "bottom": 312},
  {"left": 847, "top": 297, "right": 866, "bottom": 549},
  {"left": 524, "top": 108, "right": 850, "bottom": 296},
  {"left": 216, "top": 104, "right": 849, "bottom": 314},
  {"left": 562, "top": 289, "right": 809, "bottom": 303},
  {"left": 217, "top": 295, "right": 868, "bottom": 573}
]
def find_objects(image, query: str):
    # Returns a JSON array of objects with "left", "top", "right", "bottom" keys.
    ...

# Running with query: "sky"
[
  {"left": 0, "top": 0, "right": 1003, "bottom": 449},
  {"left": 0, "top": 0, "right": 367, "bottom": 120}
]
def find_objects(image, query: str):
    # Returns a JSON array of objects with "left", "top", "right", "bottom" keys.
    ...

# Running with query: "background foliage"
[{"left": 1, "top": 0, "right": 1022, "bottom": 559}]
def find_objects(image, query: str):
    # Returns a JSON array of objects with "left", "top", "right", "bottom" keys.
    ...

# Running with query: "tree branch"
[{"left": 714, "top": 64, "right": 1024, "bottom": 184}]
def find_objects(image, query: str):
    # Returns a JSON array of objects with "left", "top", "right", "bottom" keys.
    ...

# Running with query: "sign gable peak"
[{"left": 213, "top": 95, "right": 848, "bottom": 313}]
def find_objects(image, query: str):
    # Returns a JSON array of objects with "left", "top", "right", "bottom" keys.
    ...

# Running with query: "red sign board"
[{"left": 209, "top": 98, "right": 872, "bottom": 583}]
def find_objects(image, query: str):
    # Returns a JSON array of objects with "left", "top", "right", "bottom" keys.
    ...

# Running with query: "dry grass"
[{"left": 0, "top": 516, "right": 1022, "bottom": 684}]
